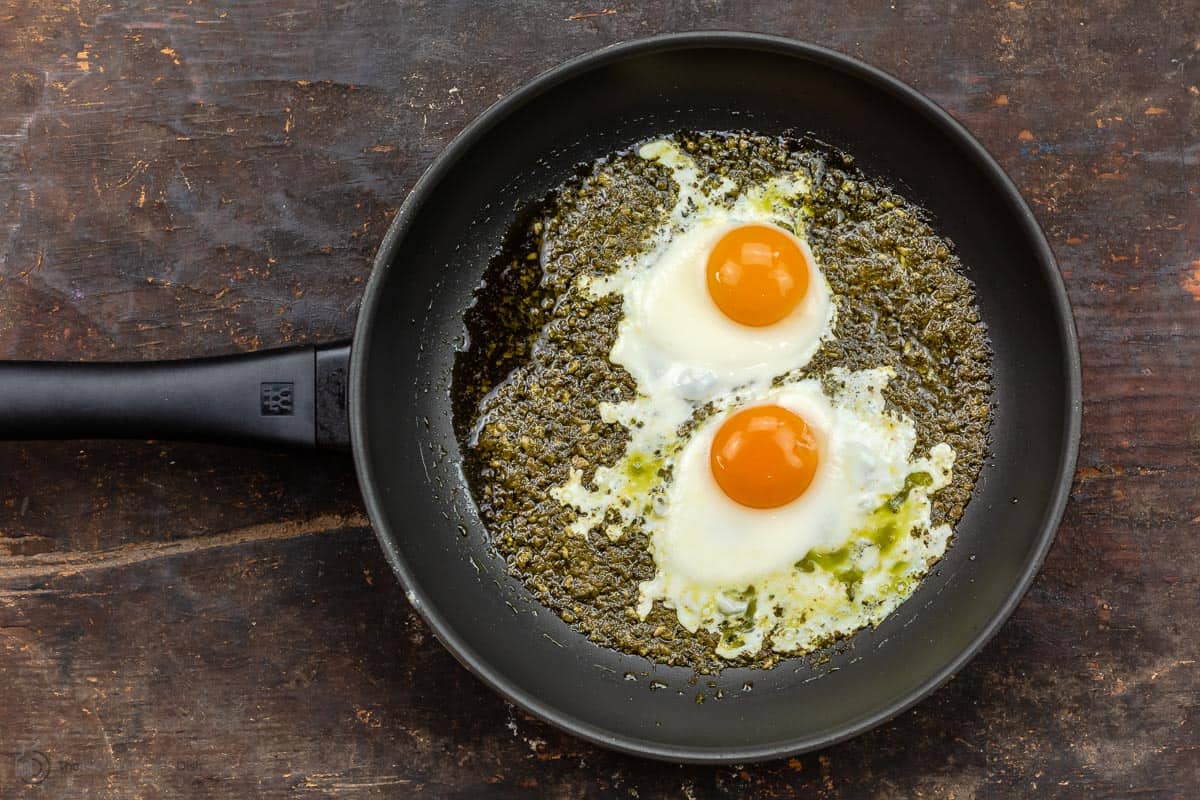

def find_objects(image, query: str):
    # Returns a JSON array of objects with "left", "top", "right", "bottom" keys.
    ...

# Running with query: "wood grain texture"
[{"left": 1, "top": 0, "right": 1197, "bottom": 797}]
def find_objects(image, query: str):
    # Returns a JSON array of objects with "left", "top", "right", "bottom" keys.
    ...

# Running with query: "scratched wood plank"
[{"left": 0, "top": 0, "right": 1198, "bottom": 797}]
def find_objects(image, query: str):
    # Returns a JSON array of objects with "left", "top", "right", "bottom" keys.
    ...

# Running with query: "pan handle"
[{"left": 0, "top": 343, "right": 352, "bottom": 449}]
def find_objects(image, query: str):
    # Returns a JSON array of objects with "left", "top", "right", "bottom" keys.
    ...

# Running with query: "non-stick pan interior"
[{"left": 353, "top": 35, "right": 1078, "bottom": 761}]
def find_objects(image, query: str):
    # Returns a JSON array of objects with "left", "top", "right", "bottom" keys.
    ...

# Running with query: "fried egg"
[
  {"left": 583, "top": 140, "right": 835, "bottom": 436},
  {"left": 551, "top": 138, "right": 957, "bottom": 659},
  {"left": 637, "top": 368, "right": 955, "bottom": 657}
]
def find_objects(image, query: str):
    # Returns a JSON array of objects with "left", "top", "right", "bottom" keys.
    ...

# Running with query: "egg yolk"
[
  {"left": 710, "top": 404, "right": 819, "bottom": 509},
  {"left": 706, "top": 224, "right": 811, "bottom": 327}
]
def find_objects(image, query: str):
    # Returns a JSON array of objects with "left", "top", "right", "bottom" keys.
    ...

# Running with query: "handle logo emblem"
[{"left": 261, "top": 383, "right": 294, "bottom": 416}]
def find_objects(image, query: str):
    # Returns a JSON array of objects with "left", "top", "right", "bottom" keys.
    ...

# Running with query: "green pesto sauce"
[
  {"left": 453, "top": 131, "right": 993, "bottom": 674},
  {"left": 622, "top": 452, "right": 664, "bottom": 497},
  {"left": 794, "top": 471, "right": 933, "bottom": 598},
  {"left": 719, "top": 588, "right": 759, "bottom": 650}
]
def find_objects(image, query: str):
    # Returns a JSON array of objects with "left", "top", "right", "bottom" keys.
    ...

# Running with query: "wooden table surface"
[{"left": 1, "top": 1, "right": 1197, "bottom": 797}]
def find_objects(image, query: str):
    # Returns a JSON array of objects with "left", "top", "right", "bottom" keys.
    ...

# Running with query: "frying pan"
[{"left": 0, "top": 33, "right": 1080, "bottom": 762}]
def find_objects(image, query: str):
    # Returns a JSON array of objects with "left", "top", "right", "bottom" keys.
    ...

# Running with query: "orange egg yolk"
[
  {"left": 706, "top": 224, "right": 811, "bottom": 327},
  {"left": 710, "top": 404, "right": 820, "bottom": 509}
]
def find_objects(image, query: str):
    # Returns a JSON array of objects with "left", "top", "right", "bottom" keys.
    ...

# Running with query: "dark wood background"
[{"left": 1, "top": 1, "right": 1197, "bottom": 797}]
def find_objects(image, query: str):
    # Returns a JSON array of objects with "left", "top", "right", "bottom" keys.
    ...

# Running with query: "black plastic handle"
[{"left": 0, "top": 343, "right": 352, "bottom": 449}]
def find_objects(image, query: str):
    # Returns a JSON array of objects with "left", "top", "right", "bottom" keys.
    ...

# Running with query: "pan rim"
[{"left": 349, "top": 31, "right": 1082, "bottom": 763}]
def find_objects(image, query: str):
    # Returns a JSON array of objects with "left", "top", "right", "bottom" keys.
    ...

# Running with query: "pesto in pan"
[{"left": 453, "top": 131, "right": 992, "bottom": 672}]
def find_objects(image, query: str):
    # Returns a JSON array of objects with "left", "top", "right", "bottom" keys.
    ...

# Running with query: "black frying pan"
[{"left": 0, "top": 33, "right": 1080, "bottom": 762}]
